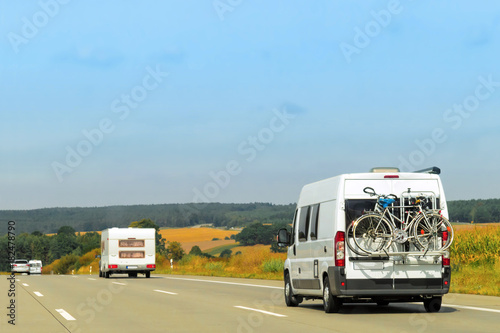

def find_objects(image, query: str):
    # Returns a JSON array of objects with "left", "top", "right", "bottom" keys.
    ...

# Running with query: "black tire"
[
  {"left": 105, "top": 271, "right": 110, "bottom": 279},
  {"left": 284, "top": 273, "right": 299, "bottom": 307},
  {"left": 346, "top": 223, "right": 370, "bottom": 256},
  {"left": 145, "top": 271, "right": 150, "bottom": 278},
  {"left": 323, "top": 277, "right": 341, "bottom": 313},
  {"left": 424, "top": 297, "right": 442, "bottom": 313},
  {"left": 414, "top": 213, "right": 453, "bottom": 251},
  {"left": 353, "top": 214, "right": 392, "bottom": 254}
]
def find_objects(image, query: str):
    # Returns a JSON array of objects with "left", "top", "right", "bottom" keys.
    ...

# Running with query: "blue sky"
[{"left": 1, "top": 0, "right": 500, "bottom": 209}]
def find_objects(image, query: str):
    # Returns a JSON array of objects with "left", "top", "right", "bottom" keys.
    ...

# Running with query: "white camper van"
[
  {"left": 99, "top": 228, "right": 156, "bottom": 278},
  {"left": 277, "top": 167, "right": 452, "bottom": 313}
]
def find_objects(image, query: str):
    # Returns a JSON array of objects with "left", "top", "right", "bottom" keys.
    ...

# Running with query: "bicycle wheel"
[
  {"left": 352, "top": 214, "right": 393, "bottom": 254},
  {"left": 346, "top": 222, "right": 370, "bottom": 256},
  {"left": 413, "top": 212, "right": 454, "bottom": 251}
]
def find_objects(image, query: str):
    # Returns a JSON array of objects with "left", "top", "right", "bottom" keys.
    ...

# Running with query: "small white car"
[
  {"left": 11, "top": 259, "right": 30, "bottom": 274},
  {"left": 29, "top": 260, "right": 43, "bottom": 274}
]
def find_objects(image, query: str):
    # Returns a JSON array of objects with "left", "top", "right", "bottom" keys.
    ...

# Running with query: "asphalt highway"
[{"left": 2, "top": 274, "right": 499, "bottom": 332}]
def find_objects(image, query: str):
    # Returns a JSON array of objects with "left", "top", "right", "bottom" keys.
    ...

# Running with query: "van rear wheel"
[
  {"left": 145, "top": 271, "right": 150, "bottom": 278},
  {"left": 284, "top": 273, "right": 299, "bottom": 307},
  {"left": 323, "top": 277, "right": 341, "bottom": 313},
  {"left": 424, "top": 297, "right": 442, "bottom": 312}
]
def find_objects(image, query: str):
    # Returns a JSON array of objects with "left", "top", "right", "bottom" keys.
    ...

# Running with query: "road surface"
[{"left": 1, "top": 273, "right": 499, "bottom": 332}]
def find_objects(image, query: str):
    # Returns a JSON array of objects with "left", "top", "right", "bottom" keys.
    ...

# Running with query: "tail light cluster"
[
  {"left": 147, "top": 264, "right": 156, "bottom": 269},
  {"left": 335, "top": 231, "right": 345, "bottom": 267},
  {"left": 442, "top": 231, "right": 450, "bottom": 266},
  {"left": 108, "top": 265, "right": 118, "bottom": 269}
]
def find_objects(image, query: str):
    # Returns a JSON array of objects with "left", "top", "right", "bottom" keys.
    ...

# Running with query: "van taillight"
[
  {"left": 335, "top": 231, "right": 345, "bottom": 267},
  {"left": 108, "top": 265, "right": 118, "bottom": 269},
  {"left": 147, "top": 264, "right": 156, "bottom": 269},
  {"left": 442, "top": 231, "right": 450, "bottom": 266},
  {"left": 384, "top": 175, "right": 399, "bottom": 178}
]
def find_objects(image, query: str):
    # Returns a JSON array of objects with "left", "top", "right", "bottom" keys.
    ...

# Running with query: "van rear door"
[{"left": 344, "top": 177, "right": 444, "bottom": 293}]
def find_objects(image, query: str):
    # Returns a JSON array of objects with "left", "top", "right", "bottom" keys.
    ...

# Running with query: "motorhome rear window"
[
  {"left": 119, "top": 251, "right": 145, "bottom": 258},
  {"left": 119, "top": 240, "right": 145, "bottom": 247}
]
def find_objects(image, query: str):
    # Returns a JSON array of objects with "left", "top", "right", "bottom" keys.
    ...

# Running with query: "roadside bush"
[
  {"left": 261, "top": 258, "right": 284, "bottom": 273},
  {"left": 53, "top": 254, "right": 79, "bottom": 274}
]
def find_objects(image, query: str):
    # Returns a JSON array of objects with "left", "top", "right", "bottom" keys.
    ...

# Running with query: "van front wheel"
[
  {"left": 323, "top": 277, "right": 341, "bottom": 313},
  {"left": 284, "top": 273, "right": 299, "bottom": 307}
]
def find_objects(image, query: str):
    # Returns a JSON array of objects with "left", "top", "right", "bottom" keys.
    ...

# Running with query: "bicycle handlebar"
[{"left": 363, "top": 187, "right": 397, "bottom": 200}]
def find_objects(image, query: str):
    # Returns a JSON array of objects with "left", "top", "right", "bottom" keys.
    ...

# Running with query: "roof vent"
[{"left": 370, "top": 167, "right": 400, "bottom": 173}]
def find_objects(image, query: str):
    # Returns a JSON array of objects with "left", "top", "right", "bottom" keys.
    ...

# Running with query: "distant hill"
[
  {"left": 1, "top": 203, "right": 295, "bottom": 235},
  {"left": 1, "top": 198, "right": 498, "bottom": 235}
]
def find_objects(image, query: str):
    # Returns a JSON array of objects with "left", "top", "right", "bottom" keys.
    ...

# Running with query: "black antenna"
[{"left": 415, "top": 166, "right": 441, "bottom": 175}]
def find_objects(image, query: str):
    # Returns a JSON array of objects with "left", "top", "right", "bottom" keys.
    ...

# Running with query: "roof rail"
[{"left": 414, "top": 166, "right": 441, "bottom": 175}]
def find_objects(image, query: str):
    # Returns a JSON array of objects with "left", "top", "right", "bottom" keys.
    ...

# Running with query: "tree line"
[{"left": 1, "top": 202, "right": 295, "bottom": 235}]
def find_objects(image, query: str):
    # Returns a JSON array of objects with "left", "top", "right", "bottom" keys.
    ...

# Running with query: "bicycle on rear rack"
[{"left": 347, "top": 187, "right": 454, "bottom": 255}]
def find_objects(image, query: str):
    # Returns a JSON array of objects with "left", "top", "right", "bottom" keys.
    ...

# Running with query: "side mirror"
[
  {"left": 277, "top": 228, "right": 291, "bottom": 247},
  {"left": 95, "top": 255, "right": 101, "bottom": 259}
]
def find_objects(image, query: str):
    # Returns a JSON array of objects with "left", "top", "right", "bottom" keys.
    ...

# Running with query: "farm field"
[
  {"left": 159, "top": 227, "right": 240, "bottom": 252},
  {"left": 449, "top": 223, "right": 500, "bottom": 296}
]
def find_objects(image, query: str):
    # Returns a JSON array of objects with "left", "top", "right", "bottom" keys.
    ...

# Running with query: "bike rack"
[{"left": 359, "top": 249, "right": 449, "bottom": 258}]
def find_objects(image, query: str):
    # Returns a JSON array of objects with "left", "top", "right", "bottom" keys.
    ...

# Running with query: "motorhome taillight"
[
  {"left": 147, "top": 264, "right": 156, "bottom": 269},
  {"left": 384, "top": 175, "right": 399, "bottom": 178},
  {"left": 442, "top": 231, "right": 450, "bottom": 266},
  {"left": 108, "top": 265, "right": 118, "bottom": 269},
  {"left": 335, "top": 231, "right": 345, "bottom": 267}
]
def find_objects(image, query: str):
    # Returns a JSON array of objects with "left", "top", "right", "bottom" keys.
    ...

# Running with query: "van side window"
[
  {"left": 298, "top": 206, "right": 311, "bottom": 242},
  {"left": 309, "top": 204, "right": 320, "bottom": 240},
  {"left": 290, "top": 209, "right": 298, "bottom": 245}
]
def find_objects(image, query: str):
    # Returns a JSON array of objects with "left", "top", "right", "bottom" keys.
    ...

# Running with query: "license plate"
[{"left": 126, "top": 266, "right": 138, "bottom": 269}]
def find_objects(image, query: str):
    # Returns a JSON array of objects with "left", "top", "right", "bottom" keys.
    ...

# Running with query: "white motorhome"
[
  {"left": 277, "top": 167, "right": 451, "bottom": 313},
  {"left": 99, "top": 228, "right": 156, "bottom": 278}
]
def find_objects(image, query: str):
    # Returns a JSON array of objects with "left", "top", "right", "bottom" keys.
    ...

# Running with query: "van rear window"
[
  {"left": 345, "top": 199, "right": 377, "bottom": 226},
  {"left": 119, "top": 251, "right": 145, "bottom": 258}
]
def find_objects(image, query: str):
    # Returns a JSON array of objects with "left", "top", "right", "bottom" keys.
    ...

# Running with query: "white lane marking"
[
  {"left": 235, "top": 306, "right": 287, "bottom": 318},
  {"left": 56, "top": 309, "right": 76, "bottom": 321},
  {"left": 163, "top": 277, "right": 282, "bottom": 289},
  {"left": 16, "top": 279, "right": 20, "bottom": 282},
  {"left": 154, "top": 289, "right": 178, "bottom": 295},
  {"left": 22, "top": 283, "right": 29, "bottom": 287},
  {"left": 445, "top": 304, "right": 500, "bottom": 314},
  {"left": 112, "top": 282, "right": 126, "bottom": 286},
  {"left": 88, "top": 278, "right": 97, "bottom": 281},
  {"left": 34, "top": 291, "right": 44, "bottom": 297}
]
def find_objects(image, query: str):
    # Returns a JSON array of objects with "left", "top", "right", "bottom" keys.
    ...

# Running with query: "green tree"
[
  {"left": 189, "top": 245, "right": 203, "bottom": 256},
  {"left": 219, "top": 249, "right": 232, "bottom": 258},
  {"left": 166, "top": 241, "right": 185, "bottom": 261}
]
